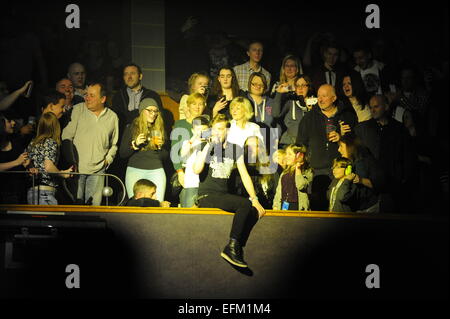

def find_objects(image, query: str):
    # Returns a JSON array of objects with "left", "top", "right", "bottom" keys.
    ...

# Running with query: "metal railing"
[{"left": 0, "top": 170, "right": 127, "bottom": 206}]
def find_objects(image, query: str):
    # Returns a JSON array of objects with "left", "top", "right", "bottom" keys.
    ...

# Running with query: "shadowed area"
[{"left": 0, "top": 206, "right": 448, "bottom": 299}]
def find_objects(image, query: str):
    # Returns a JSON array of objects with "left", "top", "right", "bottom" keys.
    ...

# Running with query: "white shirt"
[
  {"left": 226, "top": 120, "right": 263, "bottom": 147},
  {"left": 181, "top": 140, "right": 200, "bottom": 188},
  {"left": 354, "top": 60, "right": 385, "bottom": 94}
]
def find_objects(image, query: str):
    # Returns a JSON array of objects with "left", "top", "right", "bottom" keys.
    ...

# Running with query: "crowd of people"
[{"left": 0, "top": 34, "right": 448, "bottom": 267}]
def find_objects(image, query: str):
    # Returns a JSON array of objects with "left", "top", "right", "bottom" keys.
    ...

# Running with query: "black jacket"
[
  {"left": 111, "top": 86, "right": 163, "bottom": 134},
  {"left": 296, "top": 103, "right": 357, "bottom": 170},
  {"left": 125, "top": 197, "right": 161, "bottom": 207},
  {"left": 355, "top": 118, "right": 417, "bottom": 189},
  {"left": 350, "top": 147, "right": 385, "bottom": 210},
  {"left": 308, "top": 64, "right": 349, "bottom": 95},
  {"left": 327, "top": 178, "right": 355, "bottom": 212}
]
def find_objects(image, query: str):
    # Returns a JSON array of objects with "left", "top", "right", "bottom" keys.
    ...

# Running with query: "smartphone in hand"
[{"left": 25, "top": 81, "right": 33, "bottom": 98}]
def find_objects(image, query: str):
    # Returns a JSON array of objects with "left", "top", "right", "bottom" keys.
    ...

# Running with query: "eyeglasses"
[{"left": 145, "top": 109, "right": 159, "bottom": 114}]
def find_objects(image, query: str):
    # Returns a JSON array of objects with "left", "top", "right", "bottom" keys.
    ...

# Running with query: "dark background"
[{"left": 0, "top": 1, "right": 447, "bottom": 92}]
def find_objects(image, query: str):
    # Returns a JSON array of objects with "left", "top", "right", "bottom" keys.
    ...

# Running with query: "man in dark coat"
[{"left": 296, "top": 84, "right": 357, "bottom": 210}]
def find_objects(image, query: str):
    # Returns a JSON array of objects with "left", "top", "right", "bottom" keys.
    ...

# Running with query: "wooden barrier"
[
  {"left": 0, "top": 204, "right": 448, "bottom": 299},
  {"left": 0, "top": 204, "right": 444, "bottom": 221}
]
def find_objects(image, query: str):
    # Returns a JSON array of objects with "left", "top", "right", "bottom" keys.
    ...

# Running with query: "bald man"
[
  {"left": 354, "top": 94, "right": 417, "bottom": 213},
  {"left": 67, "top": 62, "right": 87, "bottom": 98},
  {"left": 296, "top": 84, "right": 357, "bottom": 210}
]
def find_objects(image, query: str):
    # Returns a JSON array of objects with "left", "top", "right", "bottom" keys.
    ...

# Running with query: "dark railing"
[{"left": 0, "top": 170, "right": 127, "bottom": 206}]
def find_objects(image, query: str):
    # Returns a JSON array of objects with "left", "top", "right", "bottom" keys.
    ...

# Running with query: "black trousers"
[
  {"left": 198, "top": 193, "right": 259, "bottom": 246},
  {"left": 310, "top": 168, "right": 332, "bottom": 211}
]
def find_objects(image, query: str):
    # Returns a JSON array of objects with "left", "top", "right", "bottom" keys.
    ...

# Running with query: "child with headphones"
[{"left": 327, "top": 157, "right": 357, "bottom": 213}]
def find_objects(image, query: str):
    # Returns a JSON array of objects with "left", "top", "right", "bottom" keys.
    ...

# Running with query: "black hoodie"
[{"left": 296, "top": 102, "right": 357, "bottom": 170}]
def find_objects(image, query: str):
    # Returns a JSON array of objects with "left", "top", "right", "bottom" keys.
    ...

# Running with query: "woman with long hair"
[
  {"left": 207, "top": 67, "right": 242, "bottom": 119},
  {"left": 337, "top": 133, "right": 385, "bottom": 212},
  {"left": 340, "top": 73, "right": 371, "bottom": 122},
  {"left": 270, "top": 54, "right": 303, "bottom": 97},
  {"left": 120, "top": 98, "right": 168, "bottom": 201},
  {"left": 26, "top": 112, "right": 73, "bottom": 205},
  {"left": 273, "top": 75, "right": 316, "bottom": 147},
  {"left": 272, "top": 144, "right": 313, "bottom": 211}
]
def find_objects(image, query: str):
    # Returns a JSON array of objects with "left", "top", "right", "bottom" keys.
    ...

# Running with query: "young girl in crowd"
[
  {"left": 179, "top": 72, "right": 210, "bottom": 120},
  {"left": 327, "top": 157, "right": 356, "bottom": 212},
  {"left": 273, "top": 144, "right": 313, "bottom": 211},
  {"left": 120, "top": 98, "right": 168, "bottom": 201},
  {"left": 26, "top": 112, "right": 73, "bottom": 205}
]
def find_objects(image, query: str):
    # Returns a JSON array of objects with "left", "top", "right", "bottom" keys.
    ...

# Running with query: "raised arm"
[
  {"left": 193, "top": 142, "right": 211, "bottom": 175},
  {"left": 0, "top": 81, "right": 32, "bottom": 111}
]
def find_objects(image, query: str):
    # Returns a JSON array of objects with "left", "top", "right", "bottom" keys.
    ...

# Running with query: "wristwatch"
[{"left": 249, "top": 196, "right": 258, "bottom": 202}]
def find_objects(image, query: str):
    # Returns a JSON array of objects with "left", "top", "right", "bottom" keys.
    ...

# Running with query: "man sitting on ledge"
[
  {"left": 194, "top": 111, "right": 265, "bottom": 268},
  {"left": 126, "top": 179, "right": 171, "bottom": 207}
]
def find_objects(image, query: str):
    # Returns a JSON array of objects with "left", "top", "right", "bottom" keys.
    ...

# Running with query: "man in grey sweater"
[{"left": 62, "top": 83, "right": 119, "bottom": 205}]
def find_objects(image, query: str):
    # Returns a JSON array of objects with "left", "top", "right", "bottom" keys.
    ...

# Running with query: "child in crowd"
[
  {"left": 26, "top": 112, "right": 73, "bottom": 205},
  {"left": 327, "top": 157, "right": 356, "bottom": 213},
  {"left": 273, "top": 144, "right": 313, "bottom": 211},
  {"left": 272, "top": 148, "right": 287, "bottom": 171},
  {"left": 179, "top": 115, "right": 210, "bottom": 207},
  {"left": 126, "top": 179, "right": 171, "bottom": 207}
]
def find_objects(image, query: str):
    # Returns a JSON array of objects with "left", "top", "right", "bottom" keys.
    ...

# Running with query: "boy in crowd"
[
  {"left": 126, "top": 179, "right": 171, "bottom": 207},
  {"left": 327, "top": 157, "right": 356, "bottom": 212}
]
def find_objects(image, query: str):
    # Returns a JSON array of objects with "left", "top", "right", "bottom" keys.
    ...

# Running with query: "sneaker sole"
[{"left": 220, "top": 252, "right": 248, "bottom": 268}]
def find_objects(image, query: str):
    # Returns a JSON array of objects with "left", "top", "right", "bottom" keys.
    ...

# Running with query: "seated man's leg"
[
  {"left": 199, "top": 193, "right": 257, "bottom": 244},
  {"left": 199, "top": 193, "right": 259, "bottom": 267}
]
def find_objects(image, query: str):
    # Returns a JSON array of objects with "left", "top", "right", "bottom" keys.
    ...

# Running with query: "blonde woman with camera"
[{"left": 119, "top": 98, "right": 168, "bottom": 201}]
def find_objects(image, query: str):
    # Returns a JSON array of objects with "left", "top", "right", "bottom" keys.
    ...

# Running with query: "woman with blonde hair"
[
  {"left": 26, "top": 112, "right": 73, "bottom": 205},
  {"left": 226, "top": 96, "right": 264, "bottom": 148},
  {"left": 119, "top": 98, "right": 168, "bottom": 201},
  {"left": 271, "top": 55, "right": 303, "bottom": 94},
  {"left": 231, "top": 135, "right": 276, "bottom": 209},
  {"left": 179, "top": 72, "right": 210, "bottom": 120},
  {"left": 272, "top": 144, "right": 313, "bottom": 211},
  {"left": 170, "top": 92, "right": 207, "bottom": 201}
]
